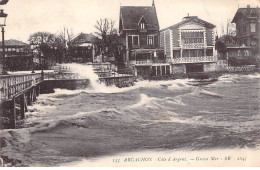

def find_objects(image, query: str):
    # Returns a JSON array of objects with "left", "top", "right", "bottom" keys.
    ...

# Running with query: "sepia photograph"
[{"left": 0, "top": 0, "right": 260, "bottom": 167}]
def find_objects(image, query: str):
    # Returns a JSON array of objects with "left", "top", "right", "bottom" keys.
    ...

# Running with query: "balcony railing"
[
  {"left": 181, "top": 43, "right": 206, "bottom": 49},
  {"left": 129, "top": 60, "right": 152, "bottom": 65},
  {"left": 130, "top": 60, "right": 169, "bottom": 65},
  {"left": 172, "top": 56, "right": 217, "bottom": 64}
]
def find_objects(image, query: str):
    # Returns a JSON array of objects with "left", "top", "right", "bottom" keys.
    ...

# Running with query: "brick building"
[
  {"left": 231, "top": 5, "right": 260, "bottom": 48},
  {"left": 119, "top": 1, "right": 169, "bottom": 76}
]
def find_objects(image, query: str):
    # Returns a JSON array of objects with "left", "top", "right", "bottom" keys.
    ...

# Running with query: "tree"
[
  {"left": 55, "top": 27, "right": 75, "bottom": 63},
  {"left": 219, "top": 19, "right": 236, "bottom": 44},
  {"left": 94, "top": 18, "right": 115, "bottom": 37},
  {"left": 29, "top": 32, "right": 59, "bottom": 68},
  {"left": 94, "top": 18, "right": 122, "bottom": 65}
]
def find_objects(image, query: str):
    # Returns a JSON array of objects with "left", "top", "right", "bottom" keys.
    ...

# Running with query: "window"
[
  {"left": 173, "top": 50, "right": 180, "bottom": 58},
  {"left": 128, "top": 35, "right": 139, "bottom": 47},
  {"left": 181, "top": 31, "right": 204, "bottom": 44},
  {"left": 147, "top": 35, "right": 154, "bottom": 45},
  {"left": 182, "top": 50, "right": 189, "bottom": 57},
  {"left": 133, "top": 36, "right": 139, "bottom": 46},
  {"left": 244, "top": 39, "right": 247, "bottom": 46},
  {"left": 243, "top": 26, "right": 246, "bottom": 33},
  {"left": 190, "top": 50, "right": 197, "bottom": 57},
  {"left": 198, "top": 49, "right": 204, "bottom": 57},
  {"left": 251, "top": 23, "right": 256, "bottom": 33},
  {"left": 206, "top": 49, "right": 213, "bottom": 56},
  {"left": 140, "top": 22, "right": 145, "bottom": 29}
]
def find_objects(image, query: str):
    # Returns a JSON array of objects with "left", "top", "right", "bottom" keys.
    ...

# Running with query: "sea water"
[{"left": 0, "top": 64, "right": 260, "bottom": 166}]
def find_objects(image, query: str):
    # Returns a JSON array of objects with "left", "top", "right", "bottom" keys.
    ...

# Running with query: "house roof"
[
  {"left": 231, "top": 7, "right": 260, "bottom": 23},
  {"left": 120, "top": 6, "right": 159, "bottom": 30},
  {"left": 0, "top": 39, "right": 29, "bottom": 47},
  {"left": 69, "top": 33, "right": 100, "bottom": 46},
  {"left": 160, "top": 16, "right": 215, "bottom": 32}
]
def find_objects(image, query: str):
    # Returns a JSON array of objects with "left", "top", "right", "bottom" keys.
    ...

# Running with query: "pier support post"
[
  {"left": 36, "top": 85, "right": 39, "bottom": 96},
  {"left": 32, "top": 87, "right": 36, "bottom": 102},
  {"left": 38, "top": 85, "right": 41, "bottom": 95},
  {"left": 27, "top": 90, "right": 31, "bottom": 105},
  {"left": 20, "top": 93, "right": 26, "bottom": 119},
  {"left": 9, "top": 98, "right": 16, "bottom": 129}
]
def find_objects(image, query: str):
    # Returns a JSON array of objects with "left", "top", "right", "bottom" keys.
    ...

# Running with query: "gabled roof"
[
  {"left": 138, "top": 15, "right": 148, "bottom": 25},
  {"left": 0, "top": 39, "right": 29, "bottom": 47},
  {"left": 231, "top": 7, "right": 260, "bottom": 23},
  {"left": 69, "top": 33, "right": 100, "bottom": 46},
  {"left": 160, "top": 16, "right": 215, "bottom": 32},
  {"left": 120, "top": 6, "right": 159, "bottom": 30}
]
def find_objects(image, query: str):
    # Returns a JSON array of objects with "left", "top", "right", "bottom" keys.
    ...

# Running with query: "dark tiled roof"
[
  {"left": 160, "top": 16, "right": 215, "bottom": 31},
  {"left": 232, "top": 8, "right": 260, "bottom": 23},
  {"left": 69, "top": 33, "right": 100, "bottom": 45},
  {"left": 0, "top": 39, "right": 29, "bottom": 46},
  {"left": 120, "top": 6, "right": 159, "bottom": 30}
]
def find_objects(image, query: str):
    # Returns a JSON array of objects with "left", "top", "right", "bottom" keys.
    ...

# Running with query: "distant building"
[
  {"left": 231, "top": 5, "right": 260, "bottom": 48},
  {"left": 67, "top": 33, "right": 101, "bottom": 63},
  {"left": 119, "top": 1, "right": 168, "bottom": 76},
  {"left": 216, "top": 41, "right": 255, "bottom": 67},
  {"left": 0, "top": 39, "right": 32, "bottom": 71},
  {"left": 160, "top": 15, "right": 218, "bottom": 74}
]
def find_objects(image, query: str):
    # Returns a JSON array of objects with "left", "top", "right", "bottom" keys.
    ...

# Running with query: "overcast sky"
[{"left": 2, "top": 0, "right": 260, "bottom": 43}]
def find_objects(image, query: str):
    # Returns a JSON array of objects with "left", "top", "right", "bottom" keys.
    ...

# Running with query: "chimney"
[{"left": 247, "top": 5, "right": 250, "bottom": 14}]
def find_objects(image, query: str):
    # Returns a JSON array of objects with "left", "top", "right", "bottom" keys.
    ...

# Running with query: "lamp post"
[
  {"left": 0, "top": 9, "right": 7, "bottom": 75},
  {"left": 54, "top": 46, "right": 58, "bottom": 64},
  {"left": 30, "top": 41, "right": 35, "bottom": 73}
]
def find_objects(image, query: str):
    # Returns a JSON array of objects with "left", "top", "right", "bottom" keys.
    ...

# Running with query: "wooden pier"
[{"left": 0, "top": 73, "right": 43, "bottom": 129}]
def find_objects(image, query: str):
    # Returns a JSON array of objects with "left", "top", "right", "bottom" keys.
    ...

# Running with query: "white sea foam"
[
  {"left": 209, "top": 73, "right": 260, "bottom": 87},
  {"left": 242, "top": 73, "right": 260, "bottom": 79},
  {"left": 163, "top": 96, "right": 186, "bottom": 106},
  {"left": 59, "top": 63, "right": 193, "bottom": 93},
  {"left": 190, "top": 89, "right": 222, "bottom": 98},
  {"left": 127, "top": 94, "right": 153, "bottom": 109}
]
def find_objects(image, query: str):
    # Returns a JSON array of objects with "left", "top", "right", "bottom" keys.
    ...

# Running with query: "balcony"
[
  {"left": 181, "top": 43, "right": 206, "bottom": 49},
  {"left": 172, "top": 56, "right": 217, "bottom": 64},
  {"left": 141, "top": 44, "right": 157, "bottom": 49},
  {"left": 130, "top": 60, "right": 152, "bottom": 65},
  {"left": 129, "top": 60, "right": 169, "bottom": 66}
]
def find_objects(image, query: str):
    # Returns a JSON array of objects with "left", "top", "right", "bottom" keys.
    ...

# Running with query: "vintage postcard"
[{"left": 0, "top": 0, "right": 260, "bottom": 167}]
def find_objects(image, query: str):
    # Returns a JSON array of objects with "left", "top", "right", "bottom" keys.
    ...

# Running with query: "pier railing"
[
  {"left": 0, "top": 73, "right": 42, "bottom": 101},
  {"left": 44, "top": 68, "right": 133, "bottom": 80}
]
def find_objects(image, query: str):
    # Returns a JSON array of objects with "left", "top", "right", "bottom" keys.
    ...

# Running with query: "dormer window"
[
  {"left": 140, "top": 22, "right": 145, "bottom": 29},
  {"left": 138, "top": 15, "right": 147, "bottom": 31}
]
